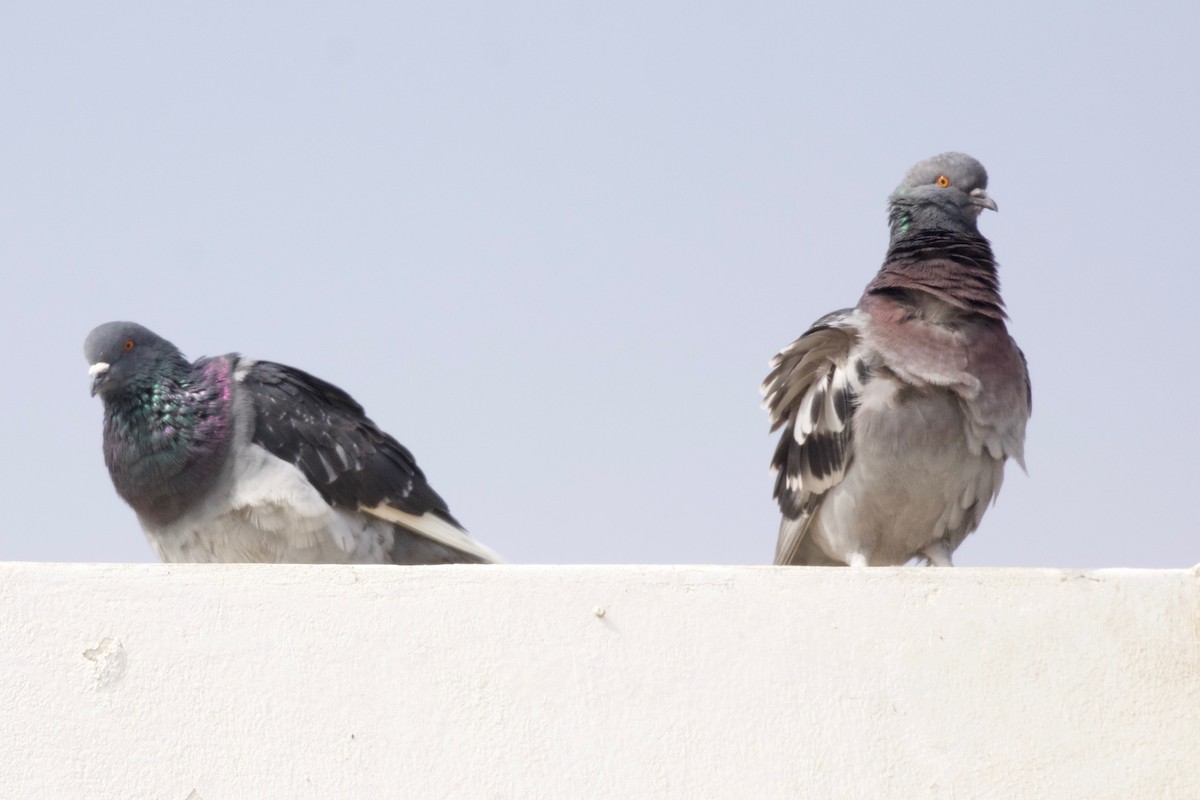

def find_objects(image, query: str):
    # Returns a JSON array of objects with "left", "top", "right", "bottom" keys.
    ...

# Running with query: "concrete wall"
[{"left": 1, "top": 563, "right": 1197, "bottom": 799}]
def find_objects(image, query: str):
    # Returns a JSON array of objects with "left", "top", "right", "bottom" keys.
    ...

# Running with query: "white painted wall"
[{"left": 1, "top": 564, "right": 1197, "bottom": 799}]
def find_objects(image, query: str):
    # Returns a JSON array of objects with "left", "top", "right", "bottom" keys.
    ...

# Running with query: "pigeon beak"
[
  {"left": 88, "top": 362, "right": 110, "bottom": 397},
  {"left": 970, "top": 188, "right": 998, "bottom": 213}
]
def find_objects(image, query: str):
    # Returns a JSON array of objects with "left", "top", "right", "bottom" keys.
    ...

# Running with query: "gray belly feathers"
[
  {"left": 144, "top": 443, "right": 396, "bottom": 564},
  {"left": 806, "top": 377, "right": 1006, "bottom": 566}
]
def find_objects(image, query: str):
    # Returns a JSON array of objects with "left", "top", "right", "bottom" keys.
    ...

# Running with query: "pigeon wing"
[
  {"left": 238, "top": 360, "right": 502, "bottom": 563},
  {"left": 761, "top": 309, "right": 869, "bottom": 565}
]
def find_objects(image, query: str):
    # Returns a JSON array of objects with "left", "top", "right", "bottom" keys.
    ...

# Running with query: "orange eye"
[
  {"left": 936, "top": 175, "right": 951, "bottom": 188},
  {"left": 123, "top": 339, "right": 135, "bottom": 351}
]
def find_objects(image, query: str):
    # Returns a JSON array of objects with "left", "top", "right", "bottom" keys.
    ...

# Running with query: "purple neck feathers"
[
  {"left": 865, "top": 230, "right": 1006, "bottom": 321},
  {"left": 103, "top": 356, "right": 236, "bottom": 526}
]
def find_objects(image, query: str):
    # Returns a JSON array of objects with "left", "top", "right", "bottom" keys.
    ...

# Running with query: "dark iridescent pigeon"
[
  {"left": 84, "top": 322, "right": 502, "bottom": 564},
  {"left": 762, "top": 152, "right": 1030, "bottom": 566}
]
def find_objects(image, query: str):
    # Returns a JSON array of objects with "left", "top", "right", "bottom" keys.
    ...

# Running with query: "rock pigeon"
[
  {"left": 84, "top": 322, "right": 502, "bottom": 564},
  {"left": 761, "top": 152, "right": 1030, "bottom": 566}
]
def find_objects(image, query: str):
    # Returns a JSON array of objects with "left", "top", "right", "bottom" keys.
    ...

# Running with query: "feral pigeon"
[
  {"left": 84, "top": 322, "right": 502, "bottom": 564},
  {"left": 761, "top": 152, "right": 1030, "bottom": 566}
]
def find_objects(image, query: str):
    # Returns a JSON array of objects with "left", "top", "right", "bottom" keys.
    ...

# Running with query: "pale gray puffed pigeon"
[
  {"left": 84, "top": 322, "right": 502, "bottom": 564},
  {"left": 762, "top": 152, "right": 1030, "bottom": 566}
]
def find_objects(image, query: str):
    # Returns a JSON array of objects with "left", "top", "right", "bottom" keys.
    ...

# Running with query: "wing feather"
[
  {"left": 762, "top": 309, "right": 869, "bottom": 564},
  {"left": 237, "top": 360, "right": 499, "bottom": 563}
]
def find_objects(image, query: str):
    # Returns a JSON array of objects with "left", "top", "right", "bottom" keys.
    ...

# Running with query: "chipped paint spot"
[{"left": 82, "top": 636, "right": 127, "bottom": 690}]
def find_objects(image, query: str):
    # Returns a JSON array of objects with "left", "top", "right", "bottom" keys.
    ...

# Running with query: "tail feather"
[{"left": 362, "top": 504, "right": 506, "bottom": 564}]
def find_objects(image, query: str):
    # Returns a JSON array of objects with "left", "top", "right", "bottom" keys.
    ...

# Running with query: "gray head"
[
  {"left": 84, "top": 321, "right": 187, "bottom": 399},
  {"left": 888, "top": 152, "right": 997, "bottom": 236}
]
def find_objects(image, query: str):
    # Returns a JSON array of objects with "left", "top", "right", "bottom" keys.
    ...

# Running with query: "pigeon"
[
  {"left": 84, "top": 322, "right": 502, "bottom": 564},
  {"left": 761, "top": 152, "right": 1030, "bottom": 567}
]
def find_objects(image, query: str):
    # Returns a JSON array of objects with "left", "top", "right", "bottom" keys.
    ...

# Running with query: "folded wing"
[{"left": 238, "top": 360, "right": 503, "bottom": 564}]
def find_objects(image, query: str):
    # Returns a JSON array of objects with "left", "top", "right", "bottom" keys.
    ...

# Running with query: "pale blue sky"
[{"left": 2, "top": 2, "right": 1196, "bottom": 567}]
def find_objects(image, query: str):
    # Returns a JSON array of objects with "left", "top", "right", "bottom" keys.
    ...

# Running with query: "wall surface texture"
[{"left": 1, "top": 563, "right": 1197, "bottom": 799}]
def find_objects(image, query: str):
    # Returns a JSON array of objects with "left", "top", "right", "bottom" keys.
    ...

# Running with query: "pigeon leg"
[{"left": 921, "top": 541, "right": 954, "bottom": 567}]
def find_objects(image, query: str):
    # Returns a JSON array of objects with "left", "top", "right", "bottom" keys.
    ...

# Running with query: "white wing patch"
[{"left": 361, "top": 504, "right": 506, "bottom": 564}]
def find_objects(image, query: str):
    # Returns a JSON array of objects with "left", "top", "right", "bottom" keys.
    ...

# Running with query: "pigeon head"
[
  {"left": 84, "top": 321, "right": 187, "bottom": 399},
  {"left": 888, "top": 152, "right": 997, "bottom": 237}
]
